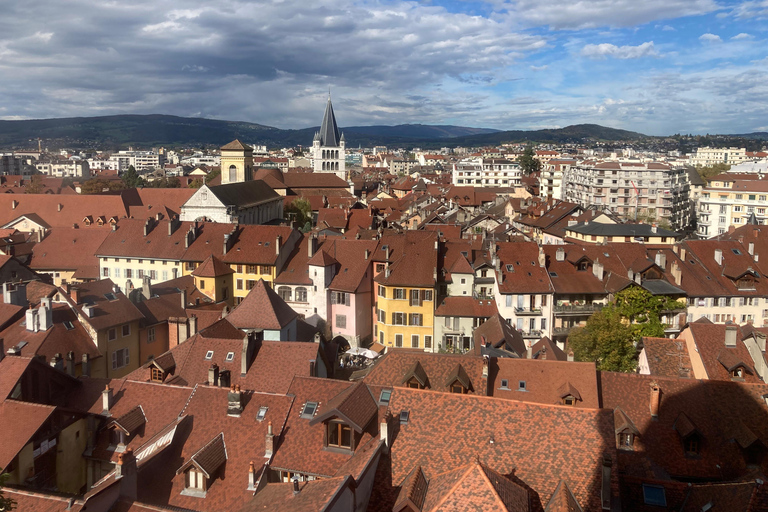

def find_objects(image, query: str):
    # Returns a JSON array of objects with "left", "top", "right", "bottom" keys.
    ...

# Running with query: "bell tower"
[
  {"left": 311, "top": 93, "right": 346, "bottom": 180},
  {"left": 220, "top": 139, "right": 254, "bottom": 184}
]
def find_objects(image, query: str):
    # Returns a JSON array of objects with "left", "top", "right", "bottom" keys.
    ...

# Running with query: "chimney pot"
[{"left": 102, "top": 385, "right": 113, "bottom": 416}]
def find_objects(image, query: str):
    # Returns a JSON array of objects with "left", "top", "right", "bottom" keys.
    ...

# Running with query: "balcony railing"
[
  {"left": 515, "top": 307, "right": 542, "bottom": 316},
  {"left": 521, "top": 329, "right": 543, "bottom": 338},
  {"left": 553, "top": 303, "right": 603, "bottom": 315}
]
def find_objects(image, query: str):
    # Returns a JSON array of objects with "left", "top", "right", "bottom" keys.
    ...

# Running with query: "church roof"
[
  {"left": 221, "top": 139, "right": 252, "bottom": 151},
  {"left": 315, "top": 96, "right": 342, "bottom": 147}
]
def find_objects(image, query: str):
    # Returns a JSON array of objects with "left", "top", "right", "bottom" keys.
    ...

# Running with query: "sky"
[{"left": 1, "top": 0, "right": 767, "bottom": 135}]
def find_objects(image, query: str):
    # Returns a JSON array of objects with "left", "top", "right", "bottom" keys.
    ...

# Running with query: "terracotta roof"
[
  {"left": 0, "top": 194, "right": 129, "bottom": 229},
  {"left": 686, "top": 322, "right": 760, "bottom": 382},
  {"left": 473, "top": 314, "right": 526, "bottom": 357},
  {"left": 109, "top": 404, "right": 146, "bottom": 435},
  {"left": 220, "top": 139, "right": 252, "bottom": 151},
  {"left": 641, "top": 337, "right": 694, "bottom": 379},
  {"left": 246, "top": 476, "right": 354, "bottom": 512},
  {"left": 364, "top": 350, "right": 487, "bottom": 395},
  {"left": 226, "top": 279, "right": 298, "bottom": 330},
  {"left": 530, "top": 337, "right": 568, "bottom": 361},
  {"left": 307, "top": 248, "right": 338, "bottom": 267},
  {"left": 545, "top": 480, "right": 584, "bottom": 512},
  {"left": 0, "top": 400, "right": 55, "bottom": 469},
  {"left": 65, "top": 279, "right": 145, "bottom": 331},
  {"left": 309, "top": 380, "right": 378, "bottom": 433},
  {"left": 434, "top": 296, "right": 498, "bottom": 318},
  {"left": 394, "top": 465, "right": 428, "bottom": 511},
  {"left": 177, "top": 432, "right": 227, "bottom": 478},
  {"left": 0, "top": 356, "right": 33, "bottom": 400},
  {"left": 191, "top": 254, "right": 234, "bottom": 277},
  {"left": 29, "top": 227, "right": 110, "bottom": 272}
]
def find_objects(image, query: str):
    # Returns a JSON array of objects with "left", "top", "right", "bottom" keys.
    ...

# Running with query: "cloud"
[
  {"left": 662, "top": 25, "right": 676, "bottom": 31},
  {"left": 699, "top": 33, "right": 722, "bottom": 42},
  {"left": 529, "top": 65, "right": 548, "bottom": 71},
  {"left": 731, "top": 32, "right": 754, "bottom": 40},
  {"left": 732, "top": 0, "right": 768, "bottom": 19},
  {"left": 581, "top": 41, "right": 659, "bottom": 59},
  {"left": 502, "top": 0, "right": 718, "bottom": 29}
]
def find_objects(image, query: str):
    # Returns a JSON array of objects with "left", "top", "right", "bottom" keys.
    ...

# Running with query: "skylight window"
[
  {"left": 379, "top": 389, "right": 392, "bottom": 405},
  {"left": 256, "top": 406, "right": 268, "bottom": 422},
  {"left": 642, "top": 485, "right": 666, "bottom": 506},
  {"left": 104, "top": 293, "right": 117, "bottom": 301},
  {"left": 204, "top": 350, "right": 214, "bottom": 360},
  {"left": 399, "top": 410, "right": 410, "bottom": 425},
  {"left": 549, "top": 272, "right": 558, "bottom": 277},
  {"left": 506, "top": 265, "right": 514, "bottom": 271},
  {"left": 732, "top": 249, "right": 742, "bottom": 255},
  {"left": 300, "top": 402, "right": 318, "bottom": 419},
  {"left": 226, "top": 352, "right": 235, "bottom": 362},
  {"left": 64, "top": 321, "right": 75, "bottom": 331}
]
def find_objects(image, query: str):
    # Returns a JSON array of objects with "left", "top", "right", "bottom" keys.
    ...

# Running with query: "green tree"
[
  {"left": 0, "top": 468, "right": 16, "bottom": 511},
  {"left": 146, "top": 177, "right": 181, "bottom": 188},
  {"left": 695, "top": 162, "right": 731, "bottom": 183},
  {"left": 25, "top": 174, "right": 44, "bottom": 194},
  {"left": 518, "top": 145, "right": 541, "bottom": 175},
  {"left": 205, "top": 168, "right": 221, "bottom": 185},
  {"left": 285, "top": 198, "right": 312, "bottom": 232},
  {"left": 188, "top": 178, "right": 204, "bottom": 189},
  {"left": 80, "top": 178, "right": 125, "bottom": 194},
  {"left": 121, "top": 165, "right": 144, "bottom": 188},
  {"left": 570, "top": 287, "right": 686, "bottom": 372}
]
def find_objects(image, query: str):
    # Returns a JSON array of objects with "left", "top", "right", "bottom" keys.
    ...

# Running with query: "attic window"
[
  {"left": 500, "top": 379, "right": 509, "bottom": 390},
  {"left": 64, "top": 321, "right": 75, "bottom": 330},
  {"left": 518, "top": 381, "right": 527, "bottom": 391},
  {"left": 381, "top": 245, "right": 389, "bottom": 252},
  {"left": 563, "top": 396, "right": 576, "bottom": 406},
  {"left": 104, "top": 293, "right": 117, "bottom": 301},
  {"left": 549, "top": 272, "right": 558, "bottom": 277},
  {"left": 204, "top": 351, "right": 214, "bottom": 361},
  {"left": 399, "top": 410, "right": 410, "bottom": 425},
  {"left": 461, "top": 251, "right": 468, "bottom": 257},
  {"left": 256, "top": 406, "right": 268, "bottom": 422},
  {"left": 732, "top": 249, "right": 742, "bottom": 255},
  {"left": 379, "top": 389, "right": 392, "bottom": 405},
  {"left": 642, "top": 485, "right": 666, "bottom": 507},
  {"left": 225, "top": 352, "right": 234, "bottom": 362},
  {"left": 506, "top": 265, "right": 514, "bottom": 271},
  {"left": 301, "top": 402, "right": 318, "bottom": 419}
]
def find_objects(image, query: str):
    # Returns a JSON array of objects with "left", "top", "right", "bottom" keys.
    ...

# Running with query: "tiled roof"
[
  {"left": 177, "top": 432, "right": 227, "bottom": 478},
  {"left": 434, "top": 296, "right": 498, "bottom": 318},
  {"left": 473, "top": 314, "right": 526, "bottom": 358},
  {"left": 545, "top": 480, "right": 584, "bottom": 512},
  {"left": 0, "top": 400, "right": 56, "bottom": 469},
  {"left": 220, "top": 139, "right": 252, "bottom": 151},
  {"left": 65, "top": 279, "right": 145, "bottom": 331},
  {"left": 641, "top": 337, "right": 693, "bottom": 379},
  {"left": 0, "top": 194, "right": 129, "bottom": 229},
  {"left": 488, "top": 359, "right": 599, "bottom": 408},
  {"left": 29, "top": 227, "right": 110, "bottom": 272},
  {"left": 226, "top": 279, "right": 297, "bottom": 330},
  {"left": 530, "top": 337, "right": 568, "bottom": 361},
  {"left": 109, "top": 405, "right": 146, "bottom": 435},
  {"left": 364, "top": 350, "right": 487, "bottom": 395},
  {"left": 496, "top": 241, "right": 553, "bottom": 294},
  {"left": 325, "top": 239, "right": 378, "bottom": 293},
  {"left": 191, "top": 254, "right": 234, "bottom": 277},
  {"left": 394, "top": 465, "right": 428, "bottom": 511},
  {"left": 0, "top": 355, "right": 33, "bottom": 400},
  {"left": 686, "top": 322, "right": 760, "bottom": 382},
  {"left": 309, "top": 380, "right": 378, "bottom": 433},
  {"left": 379, "top": 388, "right": 616, "bottom": 511},
  {"left": 246, "top": 476, "right": 354, "bottom": 512}
]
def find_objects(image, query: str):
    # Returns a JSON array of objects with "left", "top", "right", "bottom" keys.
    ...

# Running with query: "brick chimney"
[
  {"left": 208, "top": 363, "right": 219, "bottom": 386},
  {"left": 649, "top": 383, "right": 661, "bottom": 418},
  {"left": 66, "top": 351, "right": 76, "bottom": 376},
  {"left": 102, "top": 385, "right": 113, "bottom": 416},
  {"left": 70, "top": 286, "right": 81, "bottom": 304},
  {"left": 228, "top": 385, "right": 243, "bottom": 417},
  {"left": 265, "top": 421, "right": 274, "bottom": 458},
  {"left": 380, "top": 412, "right": 392, "bottom": 453},
  {"left": 82, "top": 353, "right": 91, "bottom": 377}
]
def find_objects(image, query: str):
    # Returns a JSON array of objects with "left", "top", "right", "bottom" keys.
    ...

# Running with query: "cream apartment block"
[
  {"left": 690, "top": 147, "right": 750, "bottom": 167},
  {"left": 697, "top": 174, "right": 768, "bottom": 237},
  {"left": 452, "top": 157, "right": 521, "bottom": 187},
  {"left": 562, "top": 161, "right": 692, "bottom": 230},
  {"left": 539, "top": 159, "right": 576, "bottom": 200}
]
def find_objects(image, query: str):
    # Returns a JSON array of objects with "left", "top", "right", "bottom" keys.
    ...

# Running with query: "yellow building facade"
[{"left": 375, "top": 283, "right": 435, "bottom": 350}]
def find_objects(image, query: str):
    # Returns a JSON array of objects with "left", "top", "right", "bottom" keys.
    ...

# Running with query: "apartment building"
[
  {"left": 539, "top": 158, "right": 576, "bottom": 200},
  {"left": 108, "top": 149, "right": 166, "bottom": 170},
  {"left": 690, "top": 147, "right": 751, "bottom": 167},
  {"left": 562, "top": 161, "right": 692, "bottom": 230},
  {"left": 697, "top": 173, "right": 768, "bottom": 237},
  {"left": 452, "top": 157, "right": 521, "bottom": 187}
]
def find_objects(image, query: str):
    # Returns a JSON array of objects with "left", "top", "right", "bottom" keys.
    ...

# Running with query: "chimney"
[
  {"left": 538, "top": 246, "right": 546, "bottom": 267},
  {"left": 247, "top": 461, "right": 257, "bottom": 491},
  {"left": 671, "top": 261, "right": 682, "bottom": 286},
  {"left": 115, "top": 448, "right": 138, "bottom": 501},
  {"left": 57, "top": 203, "right": 63, "bottom": 212},
  {"left": 50, "top": 353, "right": 64, "bottom": 371},
  {"left": 725, "top": 325, "right": 738, "bottom": 347},
  {"left": 223, "top": 233, "right": 231, "bottom": 255},
  {"left": 83, "top": 304, "right": 95, "bottom": 318},
  {"left": 265, "top": 421, "right": 274, "bottom": 458},
  {"left": 81, "top": 353, "right": 91, "bottom": 377},
  {"left": 293, "top": 478, "right": 300, "bottom": 495},
  {"left": 228, "top": 385, "right": 243, "bottom": 417},
  {"left": 749, "top": 242, "right": 755, "bottom": 255},
  {"left": 180, "top": 289, "right": 187, "bottom": 310},
  {"left": 70, "top": 286, "right": 80, "bottom": 304},
  {"left": 142, "top": 275, "right": 152, "bottom": 301},
  {"left": 385, "top": 246, "right": 391, "bottom": 260},
  {"left": 102, "top": 385, "right": 113, "bottom": 416},
  {"left": 540, "top": 346, "right": 548, "bottom": 360},
  {"left": 189, "top": 315, "right": 197, "bottom": 336},
  {"left": 649, "top": 383, "right": 661, "bottom": 418},
  {"left": 308, "top": 234, "right": 317, "bottom": 258},
  {"left": 208, "top": 363, "right": 219, "bottom": 386},
  {"left": 655, "top": 251, "right": 666, "bottom": 269},
  {"left": 11, "top": 199, "right": 17, "bottom": 209},
  {"left": 714, "top": 248, "right": 723, "bottom": 266},
  {"left": 364, "top": 249, "right": 370, "bottom": 260},
  {"left": 143, "top": 219, "right": 151, "bottom": 237},
  {"left": 593, "top": 261, "right": 604, "bottom": 281},
  {"left": 275, "top": 235, "right": 282, "bottom": 256},
  {"left": 66, "top": 351, "right": 76, "bottom": 376},
  {"left": 556, "top": 247, "right": 565, "bottom": 262},
  {"left": 112, "top": 223, "right": 117, "bottom": 232},
  {"left": 25, "top": 308, "right": 39, "bottom": 332},
  {"left": 567, "top": 350, "right": 574, "bottom": 362},
  {"left": 241, "top": 333, "right": 257, "bottom": 376},
  {"left": 651, "top": 223, "right": 657, "bottom": 233},
  {"left": 178, "top": 317, "right": 189, "bottom": 344},
  {"left": 380, "top": 412, "right": 392, "bottom": 453}
]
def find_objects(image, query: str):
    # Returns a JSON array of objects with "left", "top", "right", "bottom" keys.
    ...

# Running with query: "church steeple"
[{"left": 318, "top": 94, "right": 341, "bottom": 147}]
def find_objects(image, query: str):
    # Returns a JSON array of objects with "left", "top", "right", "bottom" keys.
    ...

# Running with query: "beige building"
[{"left": 220, "top": 139, "right": 254, "bottom": 184}]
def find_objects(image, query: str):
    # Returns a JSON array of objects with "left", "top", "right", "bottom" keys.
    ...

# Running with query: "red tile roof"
[
  {"left": 640, "top": 337, "right": 693, "bottom": 379},
  {"left": 0, "top": 400, "right": 55, "bottom": 469},
  {"left": 29, "top": 227, "right": 110, "bottom": 273},
  {"left": 226, "top": 279, "right": 297, "bottom": 330},
  {"left": 191, "top": 254, "right": 234, "bottom": 277}
]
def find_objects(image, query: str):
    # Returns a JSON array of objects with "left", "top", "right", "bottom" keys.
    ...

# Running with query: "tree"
[
  {"left": 518, "top": 144, "right": 541, "bottom": 175},
  {"left": 569, "top": 287, "right": 686, "bottom": 372},
  {"left": 0, "top": 468, "right": 16, "bottom": 510},
  {"left": 80, "top": 178, "right": 124, "bottom": 194},
  {"left": 146, "top": 177, "right": 181, "bottom": 188},
  {"left": 569, "top": 310, "right": 638, "bottom": 372},
  {"left": 121, "top": 165, "right": 144, "bottom": 188},
  {"left": 188, "top": 178, "right": 204, "bottom": 189},
  {"left": 205, "top": 168, "right": 220, "bottom": 185},
  {"left": 285, "top": 198, "right": 312, "bottom": 232},
  {"left": 25, "top": 174, "right": 44, "bottom": 194},
  {"left": 695, "top": 162, "right": 731, "bottom": 183}
]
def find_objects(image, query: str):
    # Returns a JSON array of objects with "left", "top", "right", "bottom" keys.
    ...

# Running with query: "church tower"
[
  {"left": 220, "top": 139, "right": 254, "bottom": 184},
  {"left": 311, "top": 94, "right": 346, "bottom": 180}
]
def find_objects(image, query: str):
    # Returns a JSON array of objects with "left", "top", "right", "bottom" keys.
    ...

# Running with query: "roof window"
[
  {"left": 642, "top": 485, "right": 666, "bottom": 506},
  {"left": 732, "top": 249, "right": 742, "bottom": 255},
  {"left": 500, "top": 379, "right": 509, "bottom": 390},
  {"left": 256, "top": 406, "right": 268, "bottom": 422},
  {"left": 518, "top": 380, "right": 527, "bottom": 391},
  {"left": 204, "top": 350, "right": 214, "bottom": 360},
  {"left": 104, "top": 293, "right": 117, "bottom": 301},
  {"left": 379, "top": 389, "right": 392, "bottom": 405},
  {"left": 64, "top": 321, "right": 75, "bottom": 330},
  {"left": 301, "top": 402, "right": 318, "bottom": 419},
  {"left": 399, "top": 410, "right": 410, "bottom": 425},
  {"left": 225, "top": 352, "right": 235, "bottom": 362},
  {"left": 549, "top": 272, "right": 558, "bottom": 277}
]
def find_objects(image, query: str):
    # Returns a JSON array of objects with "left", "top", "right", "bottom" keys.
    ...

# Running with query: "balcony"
[
  {"left": 553, "top": 303, "right": 603, "bottom": 316},
  {"left": 521, "top": 329, "right": 543, "bottom": 339},
  {"left": 552, "top": 326, "right": 573, "bottom": 336},
  {"left": 515, "top": 307, "right": 542, "bottom": 316}
]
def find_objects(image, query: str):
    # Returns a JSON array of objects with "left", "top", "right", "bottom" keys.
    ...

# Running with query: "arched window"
[
  {"left": 335, "top": 150, "right": 339, "bottom": 159},
  {"left": 295, "top": 287, "right": 307, "bottom": 302},
  {"left": 335, "top": 162, "right": 339, "bottom": 170},
  {"left": 322, "top": 162, "right": 326, "bottom": 170},
  {"left": 277, "top": 286, "right": 292, "bottom": 302},
  {"left": 322, "top": 150, "right": 326, "bottom": 159},
  {"left": 228, "top": 165, "right": 237, "bottom": 182}
]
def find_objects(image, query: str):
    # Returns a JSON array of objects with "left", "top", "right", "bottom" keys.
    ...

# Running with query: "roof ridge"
[{"left": 428, "top": 463, "right": 477, "bottom": 511}]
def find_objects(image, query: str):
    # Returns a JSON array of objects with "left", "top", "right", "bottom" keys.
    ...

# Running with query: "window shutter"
[{"left": 331, "top": 293, "right": 337, "bottom": 304}]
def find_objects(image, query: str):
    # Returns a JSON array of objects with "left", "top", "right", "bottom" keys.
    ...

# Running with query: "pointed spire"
[{"left": 318, "top": 93, "right": 341, "bottom": 147}]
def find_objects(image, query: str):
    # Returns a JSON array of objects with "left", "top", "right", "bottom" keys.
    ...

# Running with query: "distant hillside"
[
  {"left": 728, "top": 132, "right": 768, "bottom": 141},
  {"left": 0, "top": 115, "right": 646, "bottom": 150}
]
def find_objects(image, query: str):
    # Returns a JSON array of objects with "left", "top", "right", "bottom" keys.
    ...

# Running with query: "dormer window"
[
  {"left": 327, "top": 420, "right": 352, "bottom": 449},
  {"left": 187, "top": 469, "right": 206, "bottom": 491},
  {"left": 151, "top": 367, "right": 165, "bottom": 382},
  {"left": 578, "top": 261, "right": 588, "bottom": 271},
  {"left": 562, "top": 395, "right": 576, "bottom": 406},
  {"left": 733, "top": 367, "right": 745, "bottom": 379},
  {"left": 450, "top": 382, "right": 468, "bottom": 394},
  {"left": 684, "top": 436, "right": 700, "bottom": 456},
  {"left": 407, "top": 378, "right": 425, "bottom": 389}
]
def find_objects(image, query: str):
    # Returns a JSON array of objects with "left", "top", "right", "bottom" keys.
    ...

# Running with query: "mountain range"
[{"left": 0, "top": 114, "right": 653, "bottom": 150}]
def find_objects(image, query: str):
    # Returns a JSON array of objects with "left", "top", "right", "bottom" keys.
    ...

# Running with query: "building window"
[
  {"left": 112, "top": 348, "right": 129, "bottom": 370},
  {"left": 394, "top": 288, "right": 406, "bottom": 300},
  {"left": 500, "top": 379, "right": 509, "bottom": 390},
  {"left": 327, "top": 421, "right": 352, "bottom": 449},
  {"left": 125, "top": 268, "right": 133, "bottom": 279},
  {"left": 450, "top": 382, "right": 467, "bottom": 394},
  {"left": 108, "top": 328, "right": 117, "bottom": 341},
  {"left": 237, "top": 279, "right": 243, "bottom": 290},
  {"left": 411, "top": 335, "right": 419, "bottom": 348},
  {"left": 518, "top": 381, "right": 527, "bottom": 391},
  {"left": 260, "top": 266, "right": 270, "bottom": 275},
  {"left": 618, "top": 433, "right": 634, "bottom": 449},
  {"left": 247, "top": 280, "right": 256, "bottom": 290},
  {"left": 147, "top": 327, "right": 155, "bottom": 343},
  {"left": 378, "top": 285, "right": 386, "bottom": 298},
  {"left": 408, "top": 313, "right": 422, "bottom": 326},
  {"left": 296, "top": 287, "right": 307, "bottom": 302},
  {"left": 424, "top": 336, "right": 432, "bottom": 349},
  {"left": 642, "top": 485, "right": 666, "bottom": 507},
  {"left": 410, "top": 289, "right": 421, "bottom": 306},
  {"left": 395, "top": 334, "right": 403, "bottom": 348},
  {"left": 278, "top": 286, "right": 292, "bottom": 302},
  {"left": 151, "top": 367, "right": 164, "bottom": 382},
  {"left": 331, "top": 292, "right": 349, "bottom": 306},
  {"left": 103, "top": 267, "right": 109, "bottom": 277},
  {"left": 684, "top": 436, "right": 700, "bottom": 456},
  {"left": 199, "top": 279, "right": 205, "bottom": 290},
  {"left": 247, "top": 265, "right": 257, "bottom": 274},
  {"left": 392, "top": 312, "right": 406, "bottom": 325},
  {"left": 336, "top": 315, "right": 347, "bottom": 329},
  {"left": 122, "top": 324, "right": 130, "bottom": 337},
  {"left": 187, "top": 469, "right": 206, "bottom": 491},
  {"left": 423, "top": 290, "right": 433, "bottom": 301}
]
